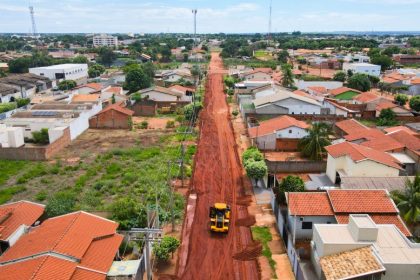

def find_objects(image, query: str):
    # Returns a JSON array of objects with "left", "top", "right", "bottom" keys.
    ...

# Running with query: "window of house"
[
  {"left": 289, "top": 130, "right": 292, "bottom": 133},
  {"left": 302, "top": 222, "right": 313, "bottom": 230}
]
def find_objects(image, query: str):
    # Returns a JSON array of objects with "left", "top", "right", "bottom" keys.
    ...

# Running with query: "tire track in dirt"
[{"left": 174, "top": 53, "right": 259, "bottom": 280}]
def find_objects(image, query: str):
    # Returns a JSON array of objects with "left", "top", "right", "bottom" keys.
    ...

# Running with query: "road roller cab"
[{"left": 209, "top": 203, "right": 231, "bottom": 233}]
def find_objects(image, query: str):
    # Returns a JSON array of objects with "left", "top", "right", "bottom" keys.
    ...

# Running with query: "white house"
[
  {"left": 248, "top": 115, "right": 309, "bottom": 150},
  {"left": 93, "top": 34, "right": 118, "bottom": 48},
  {"left": 342, "top": 62, "right": 381, "bottom": 77},
  {"left": 324, "top": 141, "right": 402, "bottom": 184},
  {"left": 140, "top": 86, "right": 183, "bottom": 102},
  {"left": 295, "top": 80, "right": 343, "bottom": 91},
  {"left": 311, "top": 214, "right": 420, "bottom": 280},
  {"left": 253, "top": 88, "right": 323, "bottom": 115},
  {"left": 242, "top": 68, "right": 273, "bottom": 81},
  {"left": 29, "top": 64, "right": 88, "bottom": 85},
  {"left": 0, "top": 73, "right": 52, "bottom": 101}
]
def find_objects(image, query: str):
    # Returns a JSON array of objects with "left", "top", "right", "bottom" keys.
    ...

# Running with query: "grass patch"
[
  {"left": 0, "top": 161, "right": 29, "bottom": 186},
  {"left": 0, "top": 186, "right": 27, "bottom": 204},
  {"left": 334, "top": 91, "right": 359, "bottom": 100},
  {"left": 252, "top": 226, "right": 276, "bottom": 278}
]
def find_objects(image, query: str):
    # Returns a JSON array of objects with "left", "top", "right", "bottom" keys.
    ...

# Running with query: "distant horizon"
[{"left": 1, "top": 0, "right": 419, "bottom": 34}]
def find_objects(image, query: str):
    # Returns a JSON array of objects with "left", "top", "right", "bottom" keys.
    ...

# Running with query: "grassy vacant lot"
[
  {"left": 0, "top": 128, "right": 196, "bottom": 229},
  {"left": 252, "top": 226, "right": 276, "bottom": 278}
]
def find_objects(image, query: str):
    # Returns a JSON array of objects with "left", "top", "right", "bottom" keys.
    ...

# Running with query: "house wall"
[
  {"left": 255, "top": 104, "right": 288, "bottom": 115},
  {"left": 253, "top": 133, "right": 276, "bottom": 150},
  {"left": 343, "top": 63, "right": 381, "bottom": 77},
  {"left": 274, "top": 98, "right": 322, "bottom": 115},
  {"left": 68, "top": 112, "right": 89, "bottom": 140},
  {"left": 323, "top": 101, "right": 348, "bottom": 117},
  {"left": 346, "top": 158, "right": 400, "bottom": 177},
  {"left": 29, "top": 64, "right": 88, "bottom": 84},
  {"left": 408, "top": 85, "right": 420, "bottom": 96},
  {"left": 326, "top": 154, "right": 343, "bottom": 183},
  {"left": 383, "top": 263, "right": 420, "bottom": 280},
  {"left": 288, "top": 214, "right": 336, "bottom": 240},
  {"left": 276, "top": 126, "right": 308, "bottom": 139},
  {"left": 89, "top": 109, "right": 131, "bottom": 129},
  {"left": 143, "top": 91, "right": 178, "bottom": 102},
  {"left": 266, "top": 159, "right": 327, "bottom": 174}
]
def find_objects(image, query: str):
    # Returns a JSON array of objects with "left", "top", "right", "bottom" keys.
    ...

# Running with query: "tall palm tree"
[
  {"left": 298, "top": 122, "right": 332, "bottom": 161},
  {"left": 392, "top": 175, "right": 420, "bottom": 226},
  {"left": 281, "top": 64, "right": 295, "bottom": 88}
]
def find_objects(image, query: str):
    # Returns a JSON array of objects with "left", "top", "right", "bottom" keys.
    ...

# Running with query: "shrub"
[
  {"left": 333, "top": 71, "right": 346, "bottom": 82},
  {"left": 184, "top": 102, "right": 203, "bottom": 121},
  {"left": 409, "top": 95, "right": 420, "bottom": 112},
  {"left": 110, "top": 198, "right": 147, "bottom": 230},
  {"left": 35, "top": 190, "right": 48, "bottom": 202},
  {"left": 394, "top": 94, "right": 409, "bottom": 106},
  {"left": 377, "top": 108, "right": 398, "bottom": 126},
  {"left": 31, "top": 128, "right": 50, "bottom": 144},
  {"left": 166, "top": 120, "right": 175, "bottom": 129},
  {"left": 232, "top": 110, "right": 239, "bottom": 117},
  {"left": 245, "top": 160, "right": 268, "bottom": 179},
  {"left": 45, "top": 191, "right": 76, "bottom": 217},
  {"left": 140, "top": 121, "right": 148, "bottom": 129},
  {"left": 58, "top": 80, "right": 77, "bottom": 91},
  {"left": 242, "top": 147, "right": 264, "bottom": 162},
  {"left": 153, "top": 236, "right": 180, "bottom": 261},
  {"left": 0, "top": 103, "right": 17, "bottom": 114},
  {"left": 16, "top": 98, "right": 30, "bottom": 108}
]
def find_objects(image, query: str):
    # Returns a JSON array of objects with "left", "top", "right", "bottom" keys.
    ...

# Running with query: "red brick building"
[{"left": 89, "top": 104, "right": 134, "bottom": 129}]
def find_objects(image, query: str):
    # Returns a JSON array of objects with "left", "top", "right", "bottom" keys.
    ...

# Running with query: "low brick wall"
[
  {"left": 266, "top": 159, "right": 327, "bottom": 173},
  {"left": 0, "top": 128, "right": 71, "bottom": 161}
]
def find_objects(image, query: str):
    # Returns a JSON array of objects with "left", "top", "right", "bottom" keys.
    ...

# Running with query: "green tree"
[
  {"left": 97, "top": 47, "right": 116, "bottom": 67},
  {"left": 277, "top": 49, "right": 289, "bottom": 64},
  {"left": 394, "top": 94, "right": 409, "bottom": 106},
  {"left": 111, "top": 94, "right": 116, "bottom": 104},
  {"left": 110, "top": 198, "right": 147, "bottom": 230},
  {"left": 347, "top": 73, "right": 371, "bottom": 92},
  {"left": 31, "top": 128, "right": 50, "bottom": 144},
  {"left": 298, "top": 122, "right": 331, "bottom": 161},
  {"left": 72, "top": 55, "right": 89, "bottom": 64},
  {"left": 183, "top": 102, "right": 203, "bottom": 121},
  {"left": 58, "top": 80, "right": 77, "bottom": 91},
  {"left": 275, "top": 175, "right": 305, "bottom": 204},
  {"left": 377, "top": 108, "right": 397, "bottom": 126},
  {"left": 391, "top": 175, "right": 420, "bottom": 226},
  {"left": 45, "top": 191, "right": 76, "bottom": 217},
  {"left": 153, "top": 236, "right": 180, "bottom": 261},
  {"left": 88, "top": 64, "right": 105, "bottom": 78},
  {"left": 370, "top": 55, "right": 393, "bottom": 71},
  {"left": 224, "top": 76, "right": 235, "bottom": 88},
  {"left": 242, "top": 147, "right": 264, "bottom": 162},
  {"left": 281, "top": 64, "right": 295, "bottom": 88},
  {"left": 124, "top": 67, "right": 152, "bottom": 93},
  {"left": 245, "top": 160, "right": 268, "bottom": 179},
  {"left": 333, "top": 71, "right": 346, "bottom": 82},
  {"left": 409, "top": 95, "right": 420, "bottom": 112}
]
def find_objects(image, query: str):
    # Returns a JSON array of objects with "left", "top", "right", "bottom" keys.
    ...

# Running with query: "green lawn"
[
  {"left": 252, "top": 226, "right": 277, "bottom": 278},
  {"left": 0, "top": 132, "right": 196, "bottom": 229},
  {"left": 334, "top": 91, "right": 360, "bottom": 100}
]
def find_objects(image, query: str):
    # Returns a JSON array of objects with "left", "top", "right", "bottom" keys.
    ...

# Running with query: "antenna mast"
[
  {"left": 268, "top": 0, "right": 272, "bottom": 40},
  {"left": 29, "top": 6, "right": 38, "bottom": 38},
  {"left": 192, "top": 9, "right": 197, "bottom": 49}
]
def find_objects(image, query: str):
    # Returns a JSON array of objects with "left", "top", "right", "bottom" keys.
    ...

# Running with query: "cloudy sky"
[{"left": 1, "top": 0, "right": 419, "bottom": 33}]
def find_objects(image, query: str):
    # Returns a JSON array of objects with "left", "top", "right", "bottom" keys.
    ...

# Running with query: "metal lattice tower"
[
  {"left": 29, "top": 6, "right": 38, "bottom": 37},
  {"left": 268, "top": 0, "right": 272, "bottom": 39},
  {"left": 192, "top": 9, "right": 197, "bottom": 48}
]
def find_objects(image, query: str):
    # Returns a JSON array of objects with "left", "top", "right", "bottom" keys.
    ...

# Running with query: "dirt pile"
[
  {"left": 236, "top": 195, "right": 253, "bottom": 206},
  {"left": 235, "top": 216, "right": 256, "bottom": 227}
]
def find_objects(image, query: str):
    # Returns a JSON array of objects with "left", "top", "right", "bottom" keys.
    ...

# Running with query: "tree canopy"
[
  {"left": 298, "top": 122, "right": 332, "bottom": 161},
  {"left": 347, "top": 73, "right": 371, "bottom": 92}
]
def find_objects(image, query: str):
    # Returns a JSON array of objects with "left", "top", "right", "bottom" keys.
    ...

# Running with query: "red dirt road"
[{"left": 175, "top": 53, "right": 259, "bottom": 280}]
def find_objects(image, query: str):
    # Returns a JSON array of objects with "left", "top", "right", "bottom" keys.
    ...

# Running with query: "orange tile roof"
[
  {"left": 335, "top": 214, "right": 411, "bottom": 236},
  {"left": 335, "top": 119, "right": 369, "bottom": 135},
  {"left": 248, "top": 115, "right": 309, "bottom": 138},
  {"left": 104, "top": 86, "right": 123, "bottom": 94},
  {"left": 375, "top": 100, "right": 397, "bottom": 111},
  {"left": 388, "top": 130, "right": 420, "bottom": 151},
  {"left": 169, "top": 84, "right": 196, "bottom": 94},
  {"left": 0, "top": 200, "right": 44, "bottom": 242},
  {"left": 327, "top": 190, "right": 398, "bottom": 214},
  {"left": 384, "top": 126, "right": 417, "bottom": 136},
  {"left": 98, "top": 103, "right": 134, "bottom": 116},
  {"left": 0, "top": 211, "right": 122, "bottom": 279},
  {"left": 287, "top": 192, "right": 334, "bottom": 216},
  {"left": 329, "top": 87, "right": 362, "bottom": 96},
  {"left": 382, "top": 77, "right": 400, "bottom": 84},
  {"left": 325, "top": 142, "right": 402, "bottom": 170},
  {"left": 75, "top": 83, "right": 102, "bottom": 91},
  {"left": 360, "top": 134, "right": 405, "bottom": 152},
  {"left": 344, "top": 128, "right": 384, "bottom": 142},
  {"left": 72, "top": 94, "right": 101, "bottom": 102},
  {"left": 352, "top": 91, "right": 381, "bottom": 103},
  {"left": 293, "top": 90, "right": 320, "bottom": 101},
  {"left": 412, "top": 78, "right": 420, "bottom": 85},
  {"left": 307, "top": 86, "right": 328, "bottom": 94}
]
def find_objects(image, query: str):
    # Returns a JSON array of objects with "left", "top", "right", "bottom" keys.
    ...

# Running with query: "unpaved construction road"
[{"left": 175, "top": 53, "right": 259, "bottom": 280}]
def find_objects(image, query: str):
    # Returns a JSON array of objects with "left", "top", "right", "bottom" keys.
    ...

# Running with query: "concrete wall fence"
[
  {"left": 266, "top": 159, "right": 327, "bottom": 173},
  {"left": 0, "top": 127, "right": 71, "bottom": 161}
]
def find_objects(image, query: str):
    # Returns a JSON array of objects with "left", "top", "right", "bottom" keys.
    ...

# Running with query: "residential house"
[
  {"left": 340, "top": 176, "right": 415, "bottom": 192},
  {"left": 307, "top": 86, "right": 328, "bottom": 98},
  {"left": 312, "top": 214, "right": 420, "bottom": 280},
  {"left": 140, "top": 86, "right": 184, "bottom": 102},
  {"left": 0, "top": 201, "right": 45, "bottom": 253},
  {"left": 48, "top": 50, "right": 76, "bottom": 60},
  {"left": 241, "top": 68, "right": 273, "bottom": 81},
  {"left": 0, "top": 211, "right": 124, "bottom": 280},
  {"left": 323, "top": 99, "right": 360, "bottom": 118},
  {"left": 342, "top": 62, "right": 381, "bottom": 77},
  {"left": 168, "top": 84, "right": 195, "bottom": 102},
  {"left": 325, "top": 141, "right": 402, "bottom": 184},
  {"left": 72, "top": 83, "right": 102, "bottom": 94},
  {"left": 0, "top": 63, "right": 8, "bottom": 71},
  {"left": 409, "top": 78, "right": 420, "bottom": 95},
  {"left": 328, "top": 87, "right": 361, "bottom": 101},
  {"left": 248, "top": 115, "right": 309, "bottom": 151},
  {"left": 387, "top": 129, "right": 420, "bottom": 172},
  {"left": 253, "top": 88, "right": 323, "bottom": 115},
  {"left": 374, "top": 100, "right": 413, "bottom": 117},
  {"left": 0, "top": 73, "right": 52, "bottom": 101},
  {"left": 334, "top": 118, "right": 370, "bottom": 138},
  {"left": 384, "top": 125, "right": 418, "bottom": 136},
  {"left": 295, "top": 80, "right": 343, "bottom": 91},
  {"left": 393, "top": 54, "right": 420, "bottom": 65},
  {"left": 234, "top": 81, "right": 273, "bottom": 94},
  {"left": 89, "top": 103, "right": 134, "bottom": 129},
  {"left": 157, "top": 69, "right": 194, "bottom": 84}
]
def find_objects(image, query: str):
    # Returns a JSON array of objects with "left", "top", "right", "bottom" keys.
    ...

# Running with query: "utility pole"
[
  {"left": 180, "top": 144, "right": 185, "bottom": 188},
  {"left": 167, "top": 160, "right": 175, "bottom": 232},
  {"left": 268, "top": 0, "right": 272, "bottom": 41}
]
